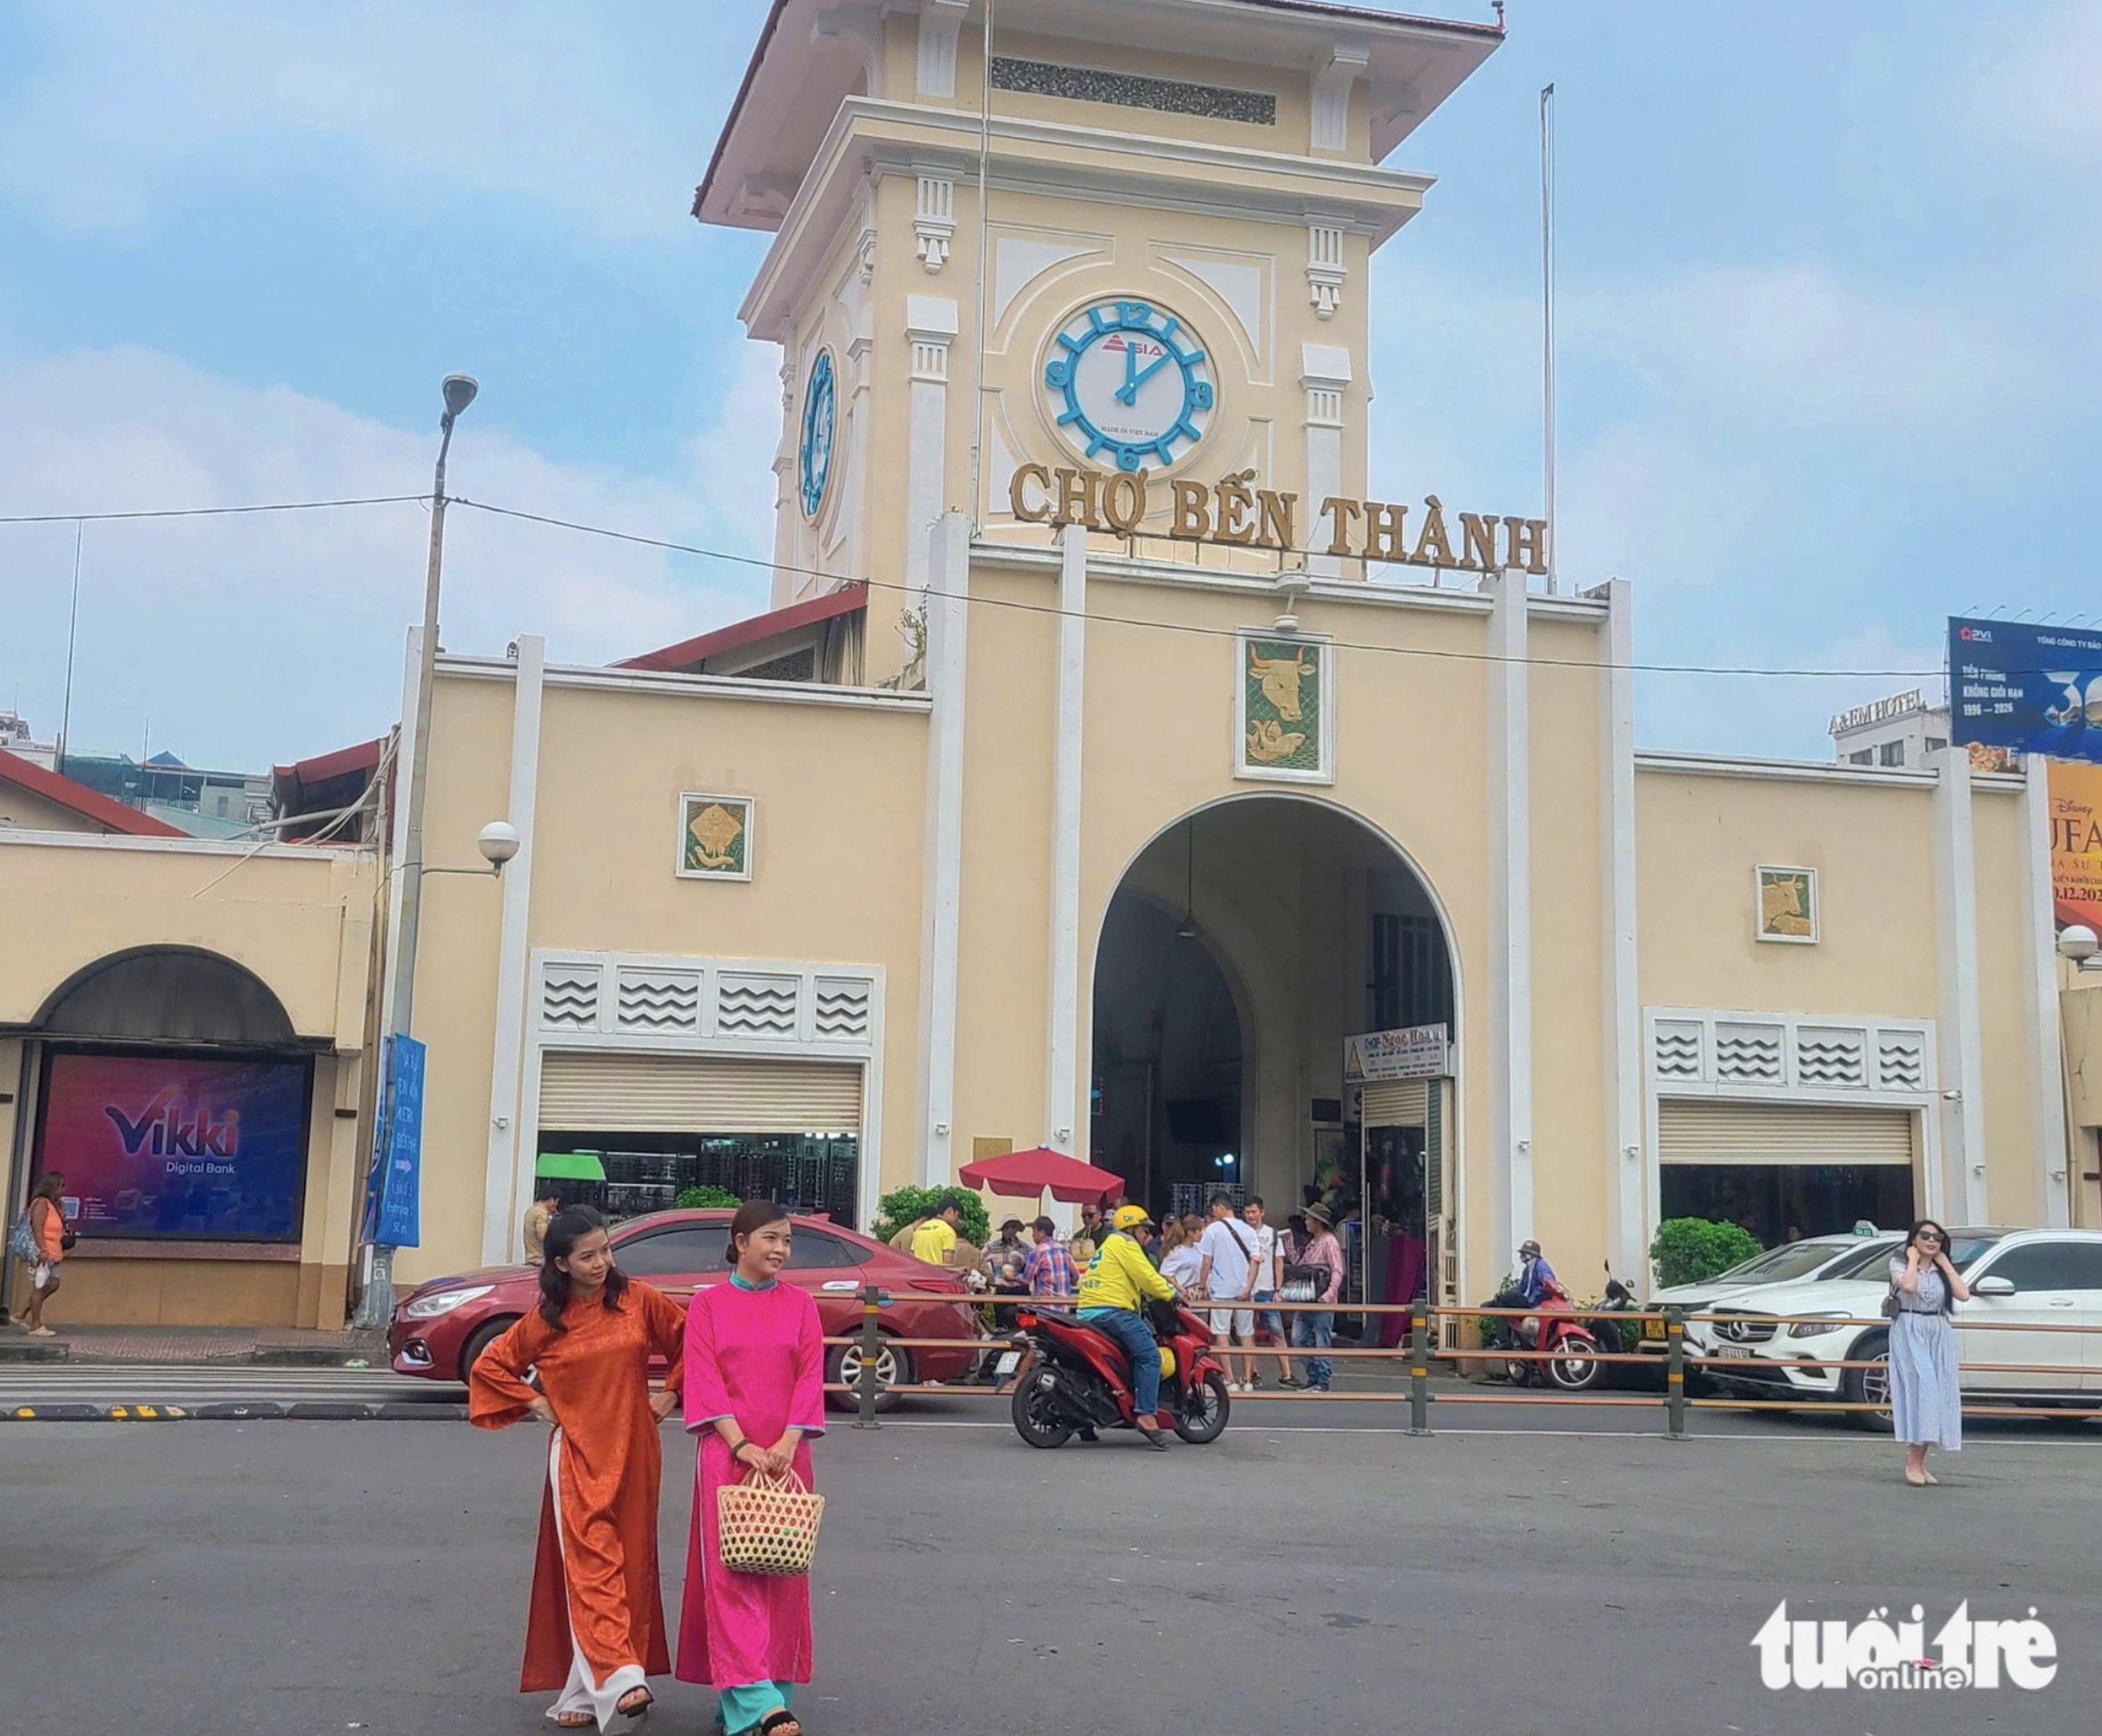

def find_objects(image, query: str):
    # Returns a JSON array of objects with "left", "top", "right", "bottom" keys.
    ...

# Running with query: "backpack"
[{"left": 8, "top": 1213, "right": 40, "bottom": 1263}]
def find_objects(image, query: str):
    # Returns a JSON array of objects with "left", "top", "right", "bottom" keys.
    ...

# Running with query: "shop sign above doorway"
[{"left": 1344, "top": 1023, "right": 1452, "bottom": 1082}]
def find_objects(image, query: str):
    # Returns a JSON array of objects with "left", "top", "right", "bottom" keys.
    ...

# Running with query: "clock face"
[
  {"left": 798, "top": 349, "right": 837, "bottom": 518},
  {"left": 1043, "top": 299, "right": 1214, "bottom": 473}
]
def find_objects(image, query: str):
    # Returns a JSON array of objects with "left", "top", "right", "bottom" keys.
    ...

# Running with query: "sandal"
[
  {"left": 555, "top": 1716, "right": 595, "bottom": 1730},
  {"left": 617, "top": 1686, "right": 655, "bottom": 1719},
  {"left": 758, "top": 1713, "right": 802, "bottom": 1736}
]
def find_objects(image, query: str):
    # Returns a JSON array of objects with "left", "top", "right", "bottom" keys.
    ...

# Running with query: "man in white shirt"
[
  {"left": 1241, "top": 1196, "right": 1293, "bottom": 1389},
  {"left": 1195, "top": 1192, "right": 1258, "bottom": 1391}
]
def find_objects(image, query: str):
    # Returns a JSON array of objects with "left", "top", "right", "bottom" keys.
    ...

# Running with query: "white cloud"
[
  {"left": 1569, "top": 264, "right": 2032, "bottom": 431},
  {"left": 0, "top": 343, "right": 776, "bottom": 768},
  {"left": 1969, "top": 1, "right": 2102, "bottom": 163},
  {"left": 0, "top": 0, "right": 721, "bottom": 235}
]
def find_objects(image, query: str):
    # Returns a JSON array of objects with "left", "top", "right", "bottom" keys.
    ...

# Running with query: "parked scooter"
[
  {"left": 1587, "top": 1268, "right": 1642, "bottom": 1356},
  {"left": 1004, "top": 1300, "right": 1231, "bottom": 1447},
  {"left": 1501, "top": 1274, "right": 1606, "bottom": 1390}
]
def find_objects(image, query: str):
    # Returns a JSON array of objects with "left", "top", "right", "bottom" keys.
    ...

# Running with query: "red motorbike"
[
  {"left": 1004, "top": 1302, "right": 1231, "bottom": 1447},
  {"left": 1501, "top": 1276, "right": 1606, "bottom": 1391}
]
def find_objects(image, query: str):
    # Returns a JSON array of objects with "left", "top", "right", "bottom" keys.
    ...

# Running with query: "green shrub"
[
  {"left": 872, "top": 1185, "right": 990, "bottom": 1249},
  {"left": 1650, "top": 1217, "right": 1763, "bottom": 1289},
  {"left": 673, "top": 1184, "right": 743, "bottom": 1211}
]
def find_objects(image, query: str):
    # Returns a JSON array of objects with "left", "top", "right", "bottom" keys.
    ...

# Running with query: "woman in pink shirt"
[{"left": 1284, "top": 1202, "right": 1345, "bottom": 1393}]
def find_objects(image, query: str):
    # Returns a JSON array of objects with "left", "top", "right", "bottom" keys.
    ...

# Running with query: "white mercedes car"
[
  {"left": 1691, "top": 1227, "right": 2102, "bottom": 1429},
  {"left": 1629, "top": 1231, "right": 1902, "bottom": 1356}
]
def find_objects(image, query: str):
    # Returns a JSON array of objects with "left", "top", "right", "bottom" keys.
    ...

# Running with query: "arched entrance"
[{"left": 1088, "top": 795, "right": 1458, "bottom": 1312}]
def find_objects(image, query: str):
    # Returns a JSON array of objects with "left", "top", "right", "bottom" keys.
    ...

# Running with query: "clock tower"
[{"left": 697, "top": 0, "right": 1501, "bottom": 671}]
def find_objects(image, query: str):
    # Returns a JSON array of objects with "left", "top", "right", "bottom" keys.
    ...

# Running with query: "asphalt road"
[{"left": 3, "top": 1416, "right": 2096, "bottom": 1736}]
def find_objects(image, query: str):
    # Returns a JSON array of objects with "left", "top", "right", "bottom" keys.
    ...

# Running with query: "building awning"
[
  {"left": 0, "top": 746, "right": 185, "bottom": 837},
  {"left": 617, "top": 584, "right": 867, "bottom": 674},
  {"left": 536, "top": 1151, "right": 609, "bottom": 1182}
]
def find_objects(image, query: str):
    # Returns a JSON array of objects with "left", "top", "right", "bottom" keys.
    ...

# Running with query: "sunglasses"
[{"left": 1915, "top": 1230, "right": 1943, "bottom": 1244}]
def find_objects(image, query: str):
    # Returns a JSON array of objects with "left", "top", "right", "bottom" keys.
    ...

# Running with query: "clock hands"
[{"left": 1115, "top": 346, "right": 1174, "bottom": 406}]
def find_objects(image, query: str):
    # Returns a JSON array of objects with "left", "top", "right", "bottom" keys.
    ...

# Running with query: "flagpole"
[{"left": 1540, "top": 82, "right": 1557, "bottom": 596}]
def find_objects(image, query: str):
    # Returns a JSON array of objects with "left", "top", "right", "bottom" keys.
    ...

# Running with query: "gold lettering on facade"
[
  {"left": 1103, "top": 470, "right": 1148, "bottom": 533},
  {"left": 1413, "top": 494, "right": 1455, "bottom": 567},
  {"left": 1051, "top": 467, "right": 1103, "bottom": 529},
  {"left": 1362, "top": 500, "right": 1408, "bottom": 562},
  {"left": 1171, "top": 479, "right": 1212, "bottom": 538},
  {"left": 1458, "top": 512, "right": 1499, "bottom": 571},
  {"left": 1320, "top": 497, "right": 1362, "bottom": 556},
  {"left": 1255, "top": 490, "right": 1297, "bottom": 551},
  {"left": 1010, "top": 463, "right": 1051, "bottom": 522},
  {"left": 1214, "top": 481, "right": 1257, "bottom": 545},
  {"left": 1502, "top": 515, "right": 1549, "bottom": 576}
]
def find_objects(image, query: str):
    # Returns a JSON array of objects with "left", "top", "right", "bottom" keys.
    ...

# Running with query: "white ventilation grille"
[
  {"left": 1715, "top": 1023, "right": 1785, "bottom": 1085},
  {"left": 1795, "top": 1026, "right": 1867, "bottom": 1088},
  {"left": 616, "top": 968, "right": 701, "bottom": 1036},
  {"left": 541, "top": 965, "right": 601, "bottom": 1031},
  {"left": 813, "top": 976, "right": 872, "bottom": 1041},
  {"left": 1876, "top": 1029, "right": 1927, "bottom": 1093},
  {"left": 717, "top": 973, "right": 800, "bottom": 1039},
  {"left": 1652, "top": 1021, "right": 1702, "bottom": 1081}
]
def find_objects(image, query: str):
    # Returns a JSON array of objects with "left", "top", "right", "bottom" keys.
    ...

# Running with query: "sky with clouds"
[{"left": 1, "top": 0, "right": 2095, "bottom": 771}]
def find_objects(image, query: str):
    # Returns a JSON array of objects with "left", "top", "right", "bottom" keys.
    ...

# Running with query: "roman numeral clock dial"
[{"left": 1043, "top": 300, "right": 1214, "bottom": 473}]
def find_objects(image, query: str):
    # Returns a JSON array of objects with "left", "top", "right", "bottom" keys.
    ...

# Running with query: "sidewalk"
[{"left": 0, "top": 1321, "right": 388, "bottom": 1366}]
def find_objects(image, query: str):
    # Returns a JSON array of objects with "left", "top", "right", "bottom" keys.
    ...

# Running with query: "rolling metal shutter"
[
  {"left": 1360, "top": 1080, "right": 1429, "bottom": 1128},
  {"left": 1657, "top": 1099, "right": 1914, "bottom": 1167},
  {"left": 538, "top": 1053, "right": 862, "bottom": 1135}
]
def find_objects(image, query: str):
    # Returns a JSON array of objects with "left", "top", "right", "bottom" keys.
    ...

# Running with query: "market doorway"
[{"left": 1088, "top": 795, "right": 1457, "bottom": 1303}]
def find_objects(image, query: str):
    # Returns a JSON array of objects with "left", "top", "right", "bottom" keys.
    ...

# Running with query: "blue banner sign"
[
  {"left": 1948, "top": 617, "right": 2102, "bottom": 764},
  {"left": 375, "top": 1034, "right": 426, "bottom": 1248}
]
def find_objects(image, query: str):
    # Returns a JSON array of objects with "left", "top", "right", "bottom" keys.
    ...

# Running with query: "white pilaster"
[
  {"left": 1300, "top": 343, "right": 1350, "bottom": 580},
  {"left": 916, "top": 512, "right": 972, "bottom": 1186},
  {"left": 1306, "top": 220, "right": 1346, "bottom": 320},
  {"left": 2022, "top": 753, "right": 2074, "bottom": 1224},
  {"left": 1045, "top": 525, "right": 1087, "bottom": 1150},
  {"left": 916, "top": 0, "right": 969, "bottom": 100},
  {"left": 904, "top": 296, "right": 959, "bottom": 602},
  {"left": 1931, "top": 746, "right": 1989, "bottom": 1223},
  {"left": 481, "top": 635, "right": 545, "bottom": 1266},
  {"left": 1485, "top": 572, "right": 1533, "bottom": 1257},
  {"left": 914, "top": 173, "right": 957, "bottom": 274},
  {"left": 1595, "top": 580, "right": 1644, "bottom": 1279}
]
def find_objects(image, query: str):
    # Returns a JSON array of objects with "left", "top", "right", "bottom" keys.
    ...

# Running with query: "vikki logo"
[
  {"left": 104, "top": 1083, "right": 243, "bottom": 1161},
  {"left": 1753, "top": 1600, "right": 2056, "bottom": 1692}
]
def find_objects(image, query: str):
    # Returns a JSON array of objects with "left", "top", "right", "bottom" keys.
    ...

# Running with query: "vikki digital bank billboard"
[{"left": 34, "top": 1050, "right": 312, "bottom": 1242}]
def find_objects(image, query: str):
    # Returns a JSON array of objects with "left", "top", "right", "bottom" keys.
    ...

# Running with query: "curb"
[
  {"left": 0, "top": 1344, "right": 69, "bottom": 1364},
  {"left": 1, "top": 1401, "right": 469, "bottom": 1423}
]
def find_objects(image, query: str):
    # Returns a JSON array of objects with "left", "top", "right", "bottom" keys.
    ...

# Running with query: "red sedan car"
[{"left": 387, "top": 1208, "right": 980, "bottom": 1410}]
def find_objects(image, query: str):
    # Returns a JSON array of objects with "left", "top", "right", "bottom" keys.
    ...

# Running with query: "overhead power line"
[{"left": 0, "top": 494, "right": 431, "bottom": 525}]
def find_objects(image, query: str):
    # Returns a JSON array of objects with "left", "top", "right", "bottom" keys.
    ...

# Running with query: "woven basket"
[{"left": 718, "top": 1469, "right": 824, "bottom": 1576}]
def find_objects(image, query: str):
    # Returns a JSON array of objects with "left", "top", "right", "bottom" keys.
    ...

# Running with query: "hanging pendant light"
[{"left": 1176, "top": 819, "right": 1198, "bottom": 939}]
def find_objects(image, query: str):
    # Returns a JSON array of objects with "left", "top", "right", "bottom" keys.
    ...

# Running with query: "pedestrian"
[
  {"left": 1887, "top": 1218, "right": 1970, "bottom": 1486},
  {"left": 1195, "top": 1192, "right": 1259, "bottom": 1391},
  {"left": 678, "top": 1199, "right": 829, "bottom": 1735},
  {"left": 1158, "top": 1216, "right": 1204, "bottom": 1295},
  {"left": 1072, "top": 1203, "right": 1179, "bottom": 1448},
  {"left": 1286, "top": 1202, "right": 1345, "bottom": 1392},
  {"left": 1241, "top": 1197, "right": 1293, "bottom": 1388},
  {"left": 1077, "top": 1201, "right": 1109, "bottom": 1249},
  {"left": 14, "top": 1172, "right": 69, "bottom": 1336},
  {"left": 1021, "top": 1216, "right": 1079, "bottom": 1299},
  {"left": 983, "top": 1218, "right": 1031, "bottom": 1289},
  {"left": 522, "top": 1183, "right": 561, "bottom": 1265},
  {"left": 468, "top": 1204, "right": 686, "bottom": 1729},
  {"left": 910, "top": 1193, "right": 965, "bottom": 1267}
]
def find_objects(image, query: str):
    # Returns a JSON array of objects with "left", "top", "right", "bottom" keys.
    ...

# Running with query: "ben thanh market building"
[{"left": 4, "top": 0, "right": 2094, "bottom": 1329}]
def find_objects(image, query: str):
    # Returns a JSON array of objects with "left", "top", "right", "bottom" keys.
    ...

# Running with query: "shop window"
[{"left": 537, "top": 1131, "right": 859, "bottom": 1227}]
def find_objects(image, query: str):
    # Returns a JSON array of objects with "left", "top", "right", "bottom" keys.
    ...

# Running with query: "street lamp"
[
  {"left": 2058, "top": 925, "right": 2099, "bottom": 968},
  {"left": 354, "top": 374, "right": 478, "bottom": 1330}
]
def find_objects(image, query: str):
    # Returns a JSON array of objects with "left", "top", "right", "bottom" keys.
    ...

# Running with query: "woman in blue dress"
[{"left": 1887, "top": 1219, "right": 1970, "bottom": 1485}]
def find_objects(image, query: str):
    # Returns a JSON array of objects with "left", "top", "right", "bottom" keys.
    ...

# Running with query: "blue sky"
[{"left": 1, "top": 1, "right": 2095, "bottom": 770}]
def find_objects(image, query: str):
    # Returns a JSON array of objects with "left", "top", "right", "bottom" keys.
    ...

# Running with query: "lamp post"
[
  {"left": 2058, "top": 925, "right": 2099, "bottom": 969},
  {"left": 354, "top": 374, "right": 477, "bottom": 1330}
]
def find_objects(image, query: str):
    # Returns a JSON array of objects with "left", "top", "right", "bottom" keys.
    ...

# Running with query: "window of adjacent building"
[
  {"left": 1879, "top": 741, "right": 1906, "bottom": 767},
  {"left": 1849, "top": 749, "right": 1875, "bottom": 765},
  {"left": 1925, "top": 737, "right": 1947, "bottom": 754}
]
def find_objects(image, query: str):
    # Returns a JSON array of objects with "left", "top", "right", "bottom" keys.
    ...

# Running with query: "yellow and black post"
[
  {"left": 1408, "top": 1306, "right": 1431, "bottom": 1436},
  {"left": 1664, "top": 1306, "right": 1687, "bottom": 1441},
  {"left": 855, "top": 1284, "right": 883, "bottom": 1429}
]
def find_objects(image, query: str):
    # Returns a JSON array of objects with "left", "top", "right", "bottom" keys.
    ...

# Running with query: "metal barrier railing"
[{"left": 815, "top": 1286, "right": 2102, "bottom": 1437}]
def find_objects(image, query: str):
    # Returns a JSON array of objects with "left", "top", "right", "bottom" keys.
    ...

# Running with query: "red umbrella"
[{"left": 957, "top": 1147, "right": 1126, "bottom": 1206}]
